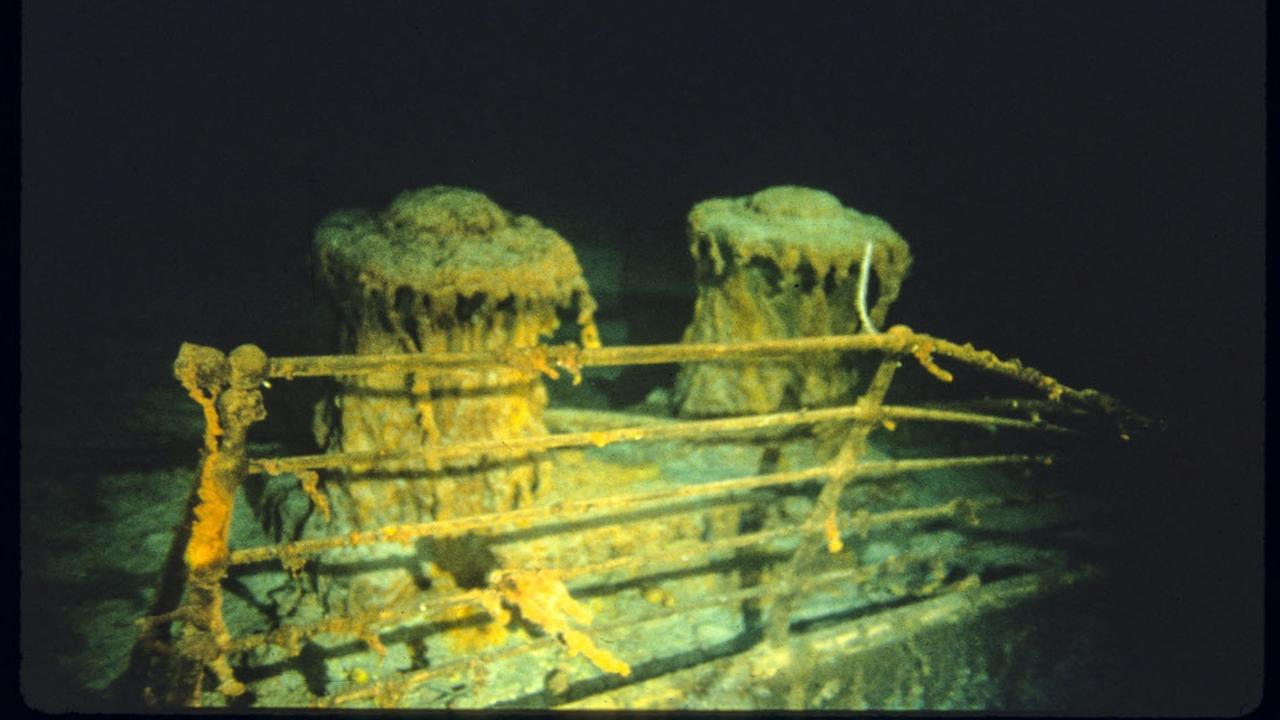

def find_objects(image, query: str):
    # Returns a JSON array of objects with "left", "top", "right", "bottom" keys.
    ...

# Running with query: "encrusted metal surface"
[{"left": 122, "top": 325, "right": 1144, "bottom": 709}]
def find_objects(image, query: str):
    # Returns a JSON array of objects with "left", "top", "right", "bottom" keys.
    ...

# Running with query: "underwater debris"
[{"left": 488, "top": 568, "right": 631, "bottom": 677}]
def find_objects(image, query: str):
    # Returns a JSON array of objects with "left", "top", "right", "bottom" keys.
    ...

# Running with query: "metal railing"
[{"left": 125, "top": 326, "right": 1144, "bottom": 708}]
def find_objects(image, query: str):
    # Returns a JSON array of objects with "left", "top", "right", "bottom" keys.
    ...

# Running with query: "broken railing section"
[{"left": 136, "top": 329, "right": 1147, "bottom": 708}]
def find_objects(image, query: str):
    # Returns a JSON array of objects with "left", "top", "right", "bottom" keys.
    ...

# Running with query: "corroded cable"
[{"left": 856, "top": 240, "right": 879, "bottom": 334}]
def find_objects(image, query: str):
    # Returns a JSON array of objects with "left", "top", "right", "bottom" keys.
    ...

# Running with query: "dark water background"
[{"left": 20, "top": 2, "right": 1263, "bottom": 713}]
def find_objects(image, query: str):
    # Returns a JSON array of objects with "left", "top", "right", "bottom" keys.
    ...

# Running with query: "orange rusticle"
[
  {"left": 185, "top": 453, "right": 235, "bottom": 570},
  {"left": 170, "top": 348, "right": 268, "bottom": 703},
  {"left": 489, "top": 568, "right": 631, "bottom": 677}
]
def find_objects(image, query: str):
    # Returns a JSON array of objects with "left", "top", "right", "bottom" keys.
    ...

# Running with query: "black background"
[
  {"left": 22, "top": 2, "right": 1264, "bottom": 417},
  {"left": 20, "top": 1, "right": 1265, "bottom": 712}
]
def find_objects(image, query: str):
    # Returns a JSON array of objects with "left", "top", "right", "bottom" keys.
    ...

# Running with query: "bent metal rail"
[{"left": 125, "top": 326, "right": 1144, "bottom": 708}]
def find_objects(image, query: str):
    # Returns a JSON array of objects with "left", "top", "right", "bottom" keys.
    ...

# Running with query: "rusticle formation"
[
  {"left": 674, "top": 186, "right": 912, "bottom": 418},
  {"left": 310, "top": 186, "right": 599, "bottom": 588},
  {"left": 130, "top": 171, "right": 1156, "bottom": 710}
]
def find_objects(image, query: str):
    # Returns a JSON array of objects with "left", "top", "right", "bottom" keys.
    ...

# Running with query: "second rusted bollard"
[{"left": 675, "top": 186, "right": 912, "bottom": 418}]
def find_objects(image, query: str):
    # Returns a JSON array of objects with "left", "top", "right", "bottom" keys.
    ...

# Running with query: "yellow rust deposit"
[
  {"left": 911, "top": 340, "right": 955, "bottom": 383},
  {"left": 824, "top": 510, "right": 844, "bottom": 554},
  {"left": 675, "top": 186, "right": 912, "bottom": 417},
  {"left": 301, "top": 186, "right": 602, "bottom": 606},
  {"left": 174, "top": 344, "right": 226, "bottom": 453},
  {"left": 489, "top": 568, "right": 631, "bottom": 677},
  {"left": 297, "top": 471, "right": 331, "bottom": 523},
  {"left": 185, "top": 452, "right": 234, "bottom": 570},
  {"left": 424, "top": 562, "right": 512, "bottom": 652},
  {"left": 642, "top": 586, "right": 677, "bottom": 608}
]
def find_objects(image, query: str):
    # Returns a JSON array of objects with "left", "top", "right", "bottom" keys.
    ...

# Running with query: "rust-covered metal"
[
  {"left": 127, "top": 325, "right": 1147, "bottom": 709},
  {"left": 674, "top": 186, "right": 913, "bottom": 417}
]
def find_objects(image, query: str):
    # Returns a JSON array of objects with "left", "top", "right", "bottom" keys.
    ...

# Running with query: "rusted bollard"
[
  {"left": 309, "top": 186, "right": 599, "bottom": 595},
  {"left": 675, "top": 186, "right": 912, "bottom": 418}
]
